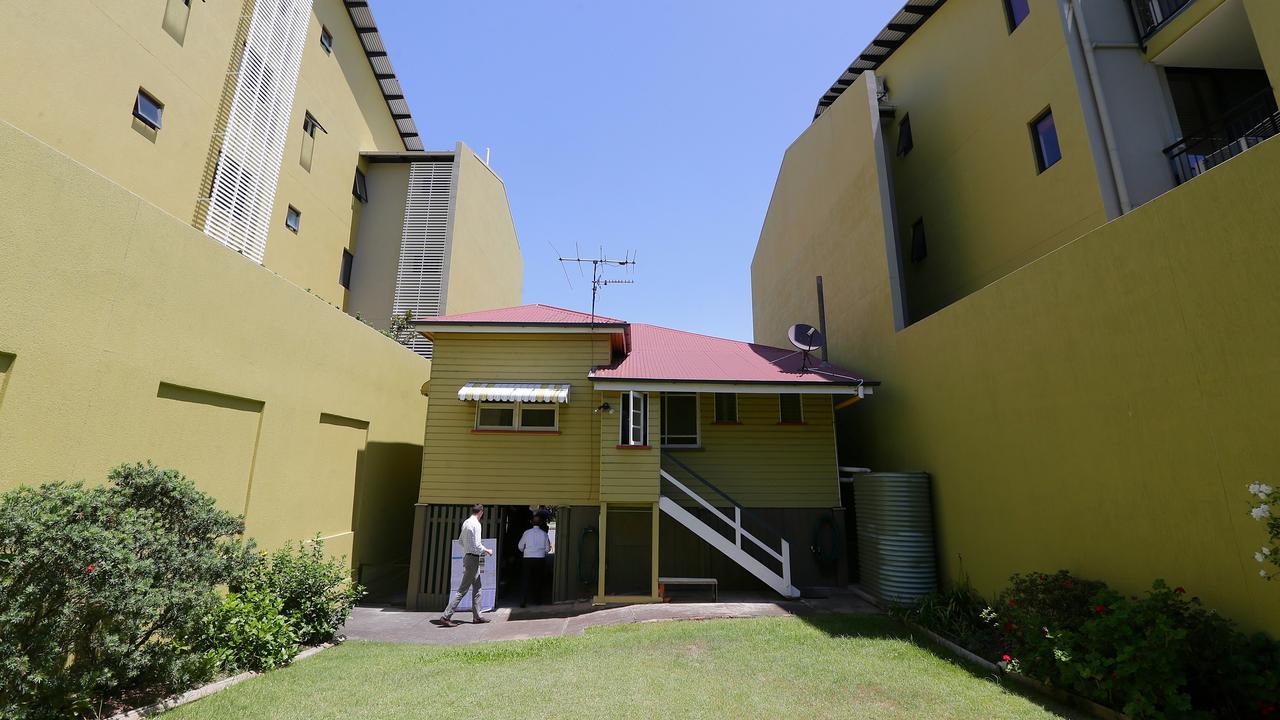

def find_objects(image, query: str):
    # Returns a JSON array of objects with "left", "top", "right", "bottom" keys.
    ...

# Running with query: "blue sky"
[{"left": 375, "top": 1, "right": 901, "bottom": 341}]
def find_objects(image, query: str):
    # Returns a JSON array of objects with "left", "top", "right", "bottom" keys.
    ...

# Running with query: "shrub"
[
  {"left": 896, "top": 582, "right": 1004, "bottom": 660},
  {"left": 0, "top": 463, "right": 253, "bottom": 720},
  {"left": 196, "top": 589, "right": 298, "bottom": 673},
  {"left": 1248, "top": 482, "right": 1278, "bottom": 581},
  {"left": 239, "top": 536, "right": 364, "bottom": 646}
]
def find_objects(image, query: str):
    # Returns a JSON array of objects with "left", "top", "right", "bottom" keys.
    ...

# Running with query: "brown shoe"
[
  {"left": 432, "top": 618, "right": 459, "bottom": 628},
  {"left": 472, "top": 617, "right": 491, "bottom": 624}
]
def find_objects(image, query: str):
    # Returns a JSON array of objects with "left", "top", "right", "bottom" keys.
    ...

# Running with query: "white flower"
[
  {"left": 1252, "top": 504, "right": 1272, "bottom": 520},
  {"left": 1260, "top": 484, "right": 1275, "bottom": 497},
  {"left": 1259, "top": 552, "right": 1269, "bottom": 563},
  {"left": 1265, "top": 547, "right": 1273, "bottom": 556},
  {"left": 1262, "top": 569, "right": 1271, "bottom": 578},
  {"left": 1249, "top": 482, "right": 1262, "bottom": 494}
]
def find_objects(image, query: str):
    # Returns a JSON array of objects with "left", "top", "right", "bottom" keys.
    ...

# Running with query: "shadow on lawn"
[{"left": 795, "top": 613, "right": 1090, "bottom": 719}]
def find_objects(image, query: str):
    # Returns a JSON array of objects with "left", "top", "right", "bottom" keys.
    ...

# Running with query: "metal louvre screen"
[
  {"left": 202, "top": 0, "right": 312, "bottom": 264},
  {"left": 394, "top": 160, "right": 454, "bottom": 358}
]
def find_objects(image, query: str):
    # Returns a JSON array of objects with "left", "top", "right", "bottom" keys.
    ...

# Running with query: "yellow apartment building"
[
  {"left": 753, "top": 0, "right": 1280, "bottom": 632},
  {"left": 0, "top": 0, "right": 522, "bottom": 593}
]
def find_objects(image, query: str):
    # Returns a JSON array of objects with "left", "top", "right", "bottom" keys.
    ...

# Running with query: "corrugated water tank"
[{"left": 853, "top": 472, "right": 937, "bottom": 604}]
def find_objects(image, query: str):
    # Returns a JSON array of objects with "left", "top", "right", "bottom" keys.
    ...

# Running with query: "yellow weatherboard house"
[
  {"left": 405, "top": 305, "right": 876, "bottom": 609},
  {"left": 753, "top": 0, "right": 1280, "bottom": 632}
]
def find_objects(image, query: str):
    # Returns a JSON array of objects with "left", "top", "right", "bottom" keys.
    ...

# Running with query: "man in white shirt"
[
  {"left": 435, "top": 504, "right": 493, "bottom": 628},
  {"left": 517, "top": 515, "right": 552, "bottom": 608}
]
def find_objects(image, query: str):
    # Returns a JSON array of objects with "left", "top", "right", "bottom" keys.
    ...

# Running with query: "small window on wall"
[
  {"left": 713, "top": 393, "right": 738, "bottom": 423},
  {"left": 300, "top": 112, "right": 323, "bottom": 171},
  {"left": 779, "top": 394, "right": 804, "bottom": 423},
  {"left": 476, "top": 403, "right": 516, "bottom": 429},
  {"left": 339, "top": 249, "right": 353, "bottom": 289},
  {"left": 909, "top": 218, "right": 927, "bottom": 263},
  {"left": 897, "top": 114, "right": 914, "bottom": 156},
  {"left": 133, "top": 89, "right": 164, "bottom": 129},
  {"left": 1031, "top": 108, "right": 1062, "bottom": 172},
  {"left": 661, "top": 393, "right": 699, "bottom": 447},
  {"left": 1004, "top": 0, "right": 1030, "bottom": 31},
  {"left": 320, "top": 26, "right": 333, "bottom": 54},
  {"left": 475, "top": 402, "right": 559, "bottom": 432},
  {"left": 285, "top": 206, "right": 301, "bottom": 233},
  {"left": 619, "top": 391, "right": 648, "bottom": 446},
  {"left": 352, "top": 169, "right": 368, "bottom": 202}
]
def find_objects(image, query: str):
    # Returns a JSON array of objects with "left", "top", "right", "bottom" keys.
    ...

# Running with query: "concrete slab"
[{"left": 341, "top": 591, "right": 880, "bottom": 645}]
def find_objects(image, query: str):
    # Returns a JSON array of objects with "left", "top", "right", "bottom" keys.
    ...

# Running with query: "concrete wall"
[
  {"left": 0, "top": 0, "right": 404, "bottom": 307},
  {"left": 751, "top": 73, "right": 1280, "bottom": 632},
  {"left": 346, "top": 161, "right": 412, "bottom": 330},
  {"left": 0, "top": 121, "right": 429, "bottom": 566},
  {"left": 443, "top": 145, "right": 524, "bottom": 316}
]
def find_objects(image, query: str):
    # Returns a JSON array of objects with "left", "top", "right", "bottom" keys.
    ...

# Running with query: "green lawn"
[{"left": 167, "top": 616, "right": 1072, "bottom": 719}]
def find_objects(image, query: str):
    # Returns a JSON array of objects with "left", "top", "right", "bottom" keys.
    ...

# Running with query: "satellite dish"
[{"left": 787, "top": 323, "right": 826, "bottom": 352}]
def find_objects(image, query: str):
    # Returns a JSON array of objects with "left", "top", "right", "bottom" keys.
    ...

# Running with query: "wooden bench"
[{"left": 658, "top": 576, "right": 718, "bottom": 602}]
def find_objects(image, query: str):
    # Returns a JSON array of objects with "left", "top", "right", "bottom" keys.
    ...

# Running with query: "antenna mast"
[{"left": 556, "top": 249, "right": 636, "bottom": 323}]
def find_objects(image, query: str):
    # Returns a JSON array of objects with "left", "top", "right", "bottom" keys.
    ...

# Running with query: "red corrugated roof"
[
  {"left": 592, "top": 324, "right": 870, "bottom": 386},
  {"left": 413, "top": 303, "right": 626, "bottom": 325}
]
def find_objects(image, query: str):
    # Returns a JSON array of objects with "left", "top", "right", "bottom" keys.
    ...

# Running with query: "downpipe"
[{"left": 1068, "top": 0, "right": 1134, "bottom": 214}]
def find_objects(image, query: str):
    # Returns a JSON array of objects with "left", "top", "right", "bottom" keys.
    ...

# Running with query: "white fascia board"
[{"left": 592, "top": 380, "right": 872, "bottom": 397}]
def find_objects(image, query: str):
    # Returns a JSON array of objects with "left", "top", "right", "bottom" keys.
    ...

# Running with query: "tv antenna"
[{"left": 556, "top": 247, "right": 637, "bottom": 323}]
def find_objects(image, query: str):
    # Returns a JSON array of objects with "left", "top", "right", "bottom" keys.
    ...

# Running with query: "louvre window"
[
  {"left": 1031, "top": 109, "right": 1062, "bottom": 172},
  {"left": 133, "top": 89, "right": 164, "bottom": 129},
  {"left": 320, "top": 26, "right": 333, "bottom": 54},
  {"left": 339, "top": 249, "right": 353, "bottom": 288},
  {"left": 910, "top": 218, "right": 927, "bottom": 263},
  {"left": 897, "top": 114, "right": 914, "bottom": 157},
  {"left": 779, "top": 394, "right": 804, "bottom": 423},
  {"left": 353, "top": 168, "right": 368, "bottom": 202},
  {"left": 285, "top": 206, "right": 301, "bottom": 233},
  {"left": 1005, "top": 0, "right": 1030, "bottom": 31},
  {"left": 661, "top": 393, "right": 699, "bottom": 447},
  {"left": 714, "top": 393, "right": 738, "bottom": 423}
]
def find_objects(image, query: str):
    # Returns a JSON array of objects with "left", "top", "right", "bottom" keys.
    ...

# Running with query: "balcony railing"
[
  {"left": 1128, "top": 0, "right": 1194, "bottom": 39},
  {"left": 1165, "top": 90, "right": 1280, "bottom": 185}
]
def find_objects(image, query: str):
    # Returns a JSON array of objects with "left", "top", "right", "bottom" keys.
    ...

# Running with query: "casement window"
[
  {"left": 161, "top": 0, "right": 192, "bottom": 44},
  {"left": 1004, "top": 0, "right": 1030, "bottom": 32},
  {"left": 133, "top": 89, "right": 164, "bottom": 130},
  {"left": 1031, "top": 109, "right": 1062, "bottom": 172},
  {"left": 302, "top": 112, "right": 323, "bottom": 137},
  {"left": 320, "top": 26, "right": 333, "bottom": 54},
  {"left": 339, "top": 249, "right": 353, "bottom": 289},
  {"left": 352, "top": 168, "right": 368, "bottom": 202},
  {"left": 910, "top": 218, "right": 927, "bottom": 263},
  {"left": 713, "top": 393, "right": 738, "bottom": 423},
  {"left": 660, "top": 393, "right": 699, "bottom": 447},
  {"left": 897, "top": 114, "right": 914, "bottom": 157},
  {"left": 619, "top": 391, "right": 648, "bottom": 446},
  {"left": 779, "top": 394, "right": 804, "bottom": 423},
  {"left": 285, "top": 205, "right": 301, "bottom": 233},
  {"left": 300, "top": 112, "right": 323, "bottom": 170},
  {"left": 476, "top": 402, "right": 559, "bottom": 431}
]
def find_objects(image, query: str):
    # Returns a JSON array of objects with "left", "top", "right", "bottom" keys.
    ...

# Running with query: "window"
[
  {"left": 1004, "top": 0, "right": 1030, "bottom": 31},
  {"left": 897, "top": 113, "right": 914, "bottom": 157},
  {"left": 476, "top": 402, "right": 559, "bottom": 431},
  {"left": 339, "top": 249, "right": 353, "bottom": 289},
  {"left": 910, "top": 218, "right": 927, "bottom": 263},
  {"left": 353, "top": 169, "right": 368, "bottom": 202},
  {"left": 161, "top": 0, "right": 192, "bottom": 44},
  {"left": 285, "top": 206, "right": 301, "bottom": 233},
  {"left": 300, "top": 112, "right": 322, "bottom": 171},
  {"left": 1031, "top": 109, "right": 1062, "bottom": 172},
  {"left": 619, "top": 391, "right": 648, "bottom": 446},
  {"left": 133, "top": 89, "right": 163, "bottom": 129},
  {"left": 779, "top": 394, "right": 804, "bottom": 423},
  {"left": 302, "top": 112, "right": 322, "bottom": 137},
  {"left": 320, "top": 26, "right": 333, "bottom": 54},
  {"left": 660, "top": 393, "right": 699, "bottom": 447},
  {"left": 713, "top": 393, "right": 738, "bottom": 423}
]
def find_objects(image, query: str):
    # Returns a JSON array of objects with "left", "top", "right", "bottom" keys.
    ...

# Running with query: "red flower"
[
  {"left": 1064, "top": 580, "right": 1074, "bottom": 589},
  {"left": 85, "top": 565, "right": 95, "bottom": 573},
  {"left": 1174, "top": 586, "right": 1186, "bottom": 594},
  {"left": 1260, "top": 702, "right": 1275, "bottom": 716},
  {"left": 1008, "top": 598, "right": 1017, "bottom": 607},
  {"left": 1001, "top": 654, "right": 1012, "bottom": 662},
  {"left": 1094, "top": 604, "right": 1107, "bottom": 614},
  {"left": 1006, "top": 622, "right": 1017, "bottom": 631}
]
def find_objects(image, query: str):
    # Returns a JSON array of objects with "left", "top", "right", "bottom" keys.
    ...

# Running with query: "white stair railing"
[{"left": 658, "top": 468, "right": 798, "bottom": 598}]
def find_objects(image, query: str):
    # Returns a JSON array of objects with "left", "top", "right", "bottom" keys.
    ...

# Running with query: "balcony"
[
  {"left": 1165, "top": 89, "right": 1280, "bottom": 184},
  {"left": 1129, "top": 0, "right": 1196, "bottom": 39}
]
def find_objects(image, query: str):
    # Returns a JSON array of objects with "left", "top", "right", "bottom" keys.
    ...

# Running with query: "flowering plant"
[{"left": 1248, "top": 483, "right": 1278, "bottom": 580}]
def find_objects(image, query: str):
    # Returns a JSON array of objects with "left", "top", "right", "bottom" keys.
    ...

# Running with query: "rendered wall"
[
  {"left": 0, "top": 121, "right": 429, "bottom": 568},
  {"left": 443, "top": 145, "right": 524, "bottom": 316},
  {"left": 0, "top": 0, "right": 404, "bottom": 307},
  {"left": 346, "top": 161, "right": 412, "bottom": 329},
  {"left": 420, "top": 333, "right": 610, "bottom": 506},
  {"left": 875, "top": 0, "right": 1109, "bottom": 322},
  {"left": 1244, "top": 0, "right": 1280, "bottom": 103},
  {"left": 751, "top": 76, "right": 1280, "bottom": 632}
]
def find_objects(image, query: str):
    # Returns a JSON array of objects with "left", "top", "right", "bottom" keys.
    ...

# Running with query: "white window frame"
[
  {"left": 474, "top": 401, "right": 558, "bottom": 432},
  {"left": 660, "top": 392, "right": 700, "bottom": 448},
  {"left": 778, "top": 393, "right": 804, "bottom": 424},
  {"left": 713, "top": 392, "right": 738, "bottom": 423},
  {"left": 619, "top": 391, "right": 648, "bottom": 446}
]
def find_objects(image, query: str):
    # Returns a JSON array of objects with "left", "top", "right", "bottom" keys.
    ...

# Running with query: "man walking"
[
  {"left": 517, "top": 514, "right": 552, "bottom": 608},
  {"left": 434, "top": 504, "right": 493, "bottom": 628}
]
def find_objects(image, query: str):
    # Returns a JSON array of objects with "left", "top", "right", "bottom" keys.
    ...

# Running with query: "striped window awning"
[{"left": 457, "top": 382, "right": 571, "bottom": 404}]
